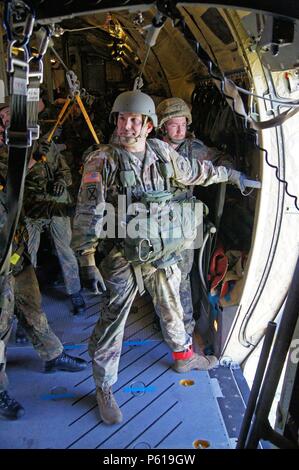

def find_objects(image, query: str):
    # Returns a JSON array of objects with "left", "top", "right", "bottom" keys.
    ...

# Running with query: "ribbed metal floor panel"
[{"left": 0, "top": 287, "right": 245, "bottom": 449}]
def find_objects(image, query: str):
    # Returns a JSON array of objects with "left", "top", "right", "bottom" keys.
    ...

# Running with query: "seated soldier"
[
  {"left": 0, "top": 114, "right": 87, "bottom": 420},
  {"left": 4, "top": 98, "right": 86, "bottom": 315}
]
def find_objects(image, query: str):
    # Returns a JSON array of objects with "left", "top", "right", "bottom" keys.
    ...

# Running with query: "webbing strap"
[
  {"left": 75, "top": 94, "right": 100, "bottom": 144},
  {"left": 27, "top": 74, "right": 41, "bottom": 140},
  {"left": 0, "top": 1, "right": 42, "bottom": 280},
  {"left": 116, "top": 147, "right": 145, "bottom": 295},
  {"left": 48, "top": 49, "right": 99, "bottom": 144},
  {"left": 147, "top": 140, "right": 171, "bottom": 191},
  {"left": 216, "top": 77, "right": 299, "bottom": 130},
  {"left": 0, "top": 60, "right": 30, "bottom": 274},
  {"left": 133, "top": 263, "right": 145, "bottom": 296},
  {"left": 251, "top": 106, "right": 299, "bottom": 130},
  {"left": 48, "top": 94, "right": 100, "bottom": 145}
]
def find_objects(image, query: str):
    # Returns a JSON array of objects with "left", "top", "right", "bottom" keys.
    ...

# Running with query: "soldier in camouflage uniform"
[
  {"left": 155, "top": 97, "right": 238, "bottom": 335},
  {"left": 0, "top": 187, "right": 24, "bottom": 419},
  {"left": 72, "top": 90, "right": 244, "bottom": 425},
  {"left": 15, "top": 98, "right": 86, "bottom": 315},
  {"left": 0, "top": 113, "right": 87, "bottom": 420}
]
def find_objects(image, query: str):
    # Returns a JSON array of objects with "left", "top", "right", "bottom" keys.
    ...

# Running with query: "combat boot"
[
  {"left": 96, "top": 386, "right": 123, "bottom": 425},
  {"left": 172, "top": 346, "right": 218, "bottom": 373},
  {"left": 45, "top": 351, "right": 87, "bottom": 372},
  {"left": 0, "top": 391, "right": 25, "bottom": 420},
  {"left": 70, "top": 291, "right": 86, "bottom": 315}
]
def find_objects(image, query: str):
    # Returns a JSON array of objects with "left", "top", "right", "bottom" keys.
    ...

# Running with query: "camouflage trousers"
[
  {"left": 25, "top": 215, "right": 81, "bottom": 295},
  {"left": 88, "top": 246, "right": 192, "bottom": 389},
  {"left": 0, "top": 265, "right": 63, "bottom": 392},
  {"left": 0, "top": 275, "right": 13, "bottom": 393},
  {"left": 177, "top": 249, "right": 195, "bottom": 335}
]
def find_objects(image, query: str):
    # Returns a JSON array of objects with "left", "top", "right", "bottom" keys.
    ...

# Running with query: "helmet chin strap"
[
  {"left": 118, "top": 135, "right": 138, "bottom": 144},
  {"left": 168, "top": 137, "right": 185, "bottom": 145}
]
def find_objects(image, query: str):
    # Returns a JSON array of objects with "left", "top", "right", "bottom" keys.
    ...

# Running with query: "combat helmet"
[
  {"left": 157, "top": 97, "right": 192, "bottom": 128},
  {"left": 110, "top": 90, "right": 158, "bottom": 127}
]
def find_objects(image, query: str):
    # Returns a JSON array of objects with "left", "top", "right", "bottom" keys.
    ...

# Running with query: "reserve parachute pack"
[{"left": 116, "top": 140, "right": 203, "bottom": 266}]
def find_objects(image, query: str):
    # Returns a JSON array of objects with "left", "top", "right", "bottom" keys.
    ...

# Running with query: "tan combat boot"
[
  {"left": 173, "top": 347, "right": 219, "bottom": 373},
  {"left": 96, "top": 386, "right": 123, "bottom": 424}
]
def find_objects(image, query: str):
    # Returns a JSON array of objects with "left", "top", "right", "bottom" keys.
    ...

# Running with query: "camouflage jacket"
[
  {"left": 0, "top": 183, "right": 32, "bottom": 277},
  {"left": 0, "top": 143, "right": 73, "bottom": 222},
  {"left": 72, "top": 138, "right": 229, "bottom": 259},
  {"left": 0, "top": 191, "right": 26, "bottom": 284},
  {"left": 0, "top": 141, "right": 72, "bottom": 204},
  {"left": 176, "top": 138, "right": 233, "bottom": 167},
  {"left": 24, "top": 140, "right": 72, "bottom": 207},
  {"left": 167, "top": 137, "right": 233, "bottom": 192}
]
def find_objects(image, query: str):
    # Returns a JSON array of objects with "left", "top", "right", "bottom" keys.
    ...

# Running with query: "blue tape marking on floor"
[
  {"left": 40, "top": 393, "right": 77, "bottom": 401},
  {"left": 63, "top": 344, "right": 86, "bottom": 350}
]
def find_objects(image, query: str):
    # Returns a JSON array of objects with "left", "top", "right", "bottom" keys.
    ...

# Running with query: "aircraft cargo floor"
[{"left": 0, "top": 286, "right": 249, "bottom": 449}]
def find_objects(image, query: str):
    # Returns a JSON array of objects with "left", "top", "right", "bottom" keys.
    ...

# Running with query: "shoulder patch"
[
  {"left": 83, "top": 172, "right": 101, "bottom": 184},
  {"left": 86, "top": 184, "right": 97, "bottom": 201}
]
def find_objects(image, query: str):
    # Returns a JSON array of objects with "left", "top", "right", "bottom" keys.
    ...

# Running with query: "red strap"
[
  {"left": 172, "top": 345, "right": 193, "bottom": 360},
  {"left": 209, "top": 244, "right": 228, "bottom": 291}
]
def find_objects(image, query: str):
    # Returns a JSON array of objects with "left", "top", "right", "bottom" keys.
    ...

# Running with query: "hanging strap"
[
  {"left": 0, "top": 5, "right": 50, "bottom": 277},
  {"left": 47, "top": 47, "right": 100, "bottom": 144},
  {"left": 147, "top": 140, "right": 173, "bottom": 191},
  {"left": 214, "top": 75, "right": 299, "bottom": 130},
  {"left": 117, "top": 148, "right": 145, "bottom": 295},
  {"left": 27, "top": 74, "right": 41, "bottom": 140},
  {"left": 66, "top": 68, "right": 99, "bottom": 144},
  {"left": 0, "top": 3, "right": 34, "bottom": 275},
  {"left": 75, "top": 94, "right": 100, "bottom": 144},
  {"left": 251, "top": 106, "right": 299, "bottom": 130}
]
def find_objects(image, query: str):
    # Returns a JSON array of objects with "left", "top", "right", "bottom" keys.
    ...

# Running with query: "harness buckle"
[{"left": 138, "top": 238, "right": 153, "bottom": 262}]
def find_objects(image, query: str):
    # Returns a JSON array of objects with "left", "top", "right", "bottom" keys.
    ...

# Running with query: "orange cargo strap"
[{"left": 75, "top": 94, "right": 100, "bottom": 144}]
